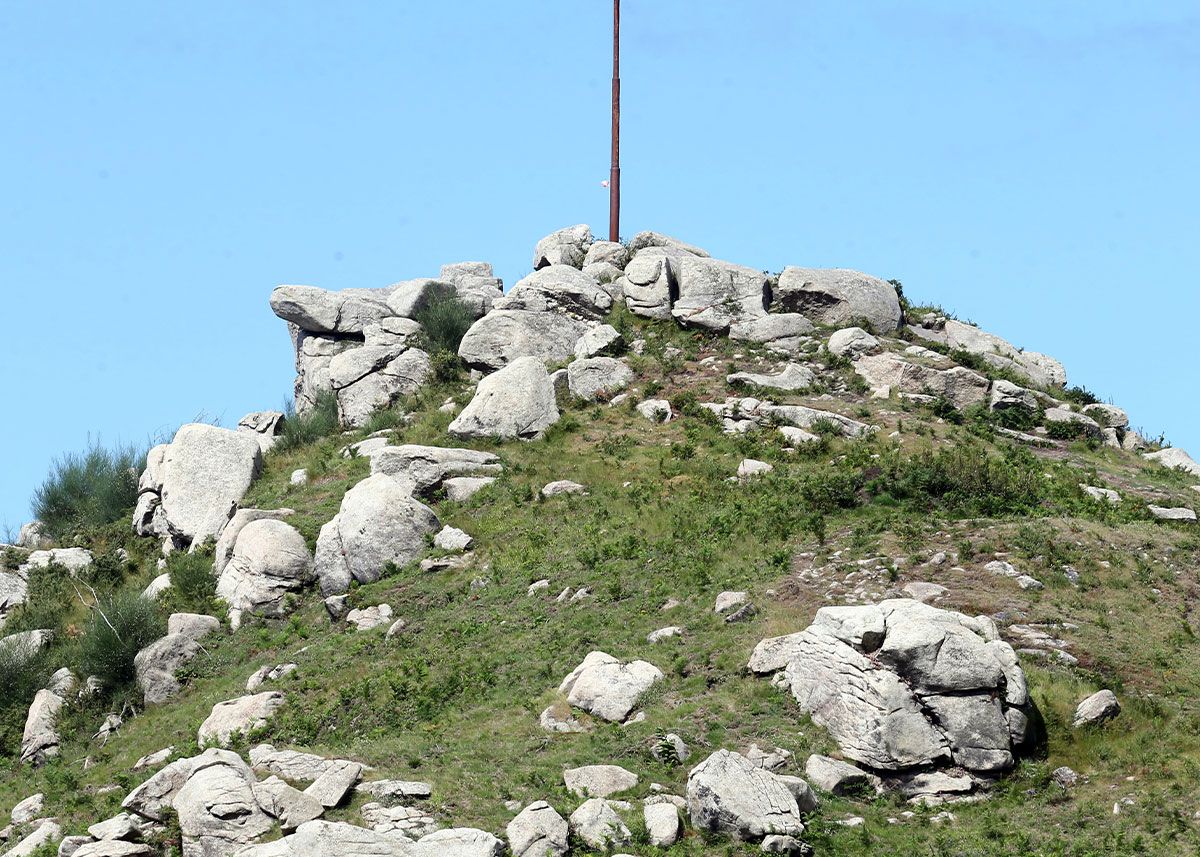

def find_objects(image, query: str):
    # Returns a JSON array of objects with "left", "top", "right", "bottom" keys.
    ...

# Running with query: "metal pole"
[{"left": 609, "top": 0, "right": 620, "bottom": 243}]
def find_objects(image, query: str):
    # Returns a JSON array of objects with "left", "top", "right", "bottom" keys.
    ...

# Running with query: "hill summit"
[{"left": 2, "top": 224, "right": 1199, "bottom": 856}]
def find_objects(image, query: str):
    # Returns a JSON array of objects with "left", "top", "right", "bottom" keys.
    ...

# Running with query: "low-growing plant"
[
  {"left": 78, "top": 589, "right": 166, "bottom": 692},
  {"left": 32, "top": 440, "right": 143, "bottom": 538}
]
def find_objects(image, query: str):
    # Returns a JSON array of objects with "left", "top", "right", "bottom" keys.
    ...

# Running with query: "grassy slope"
[{"left": 3, "top": 313, "right": 1200, "bottom": 856}]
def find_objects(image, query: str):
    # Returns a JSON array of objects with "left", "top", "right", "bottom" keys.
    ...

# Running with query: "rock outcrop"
[
  {"left": 750, "top": 600, "right": 1033, "bottom": 785},
  {"left": 314, "top": 473, "right": 440, "bottom": 595},
  {"left": 134, "top": 425, "right": 263, "bottom": 546}
]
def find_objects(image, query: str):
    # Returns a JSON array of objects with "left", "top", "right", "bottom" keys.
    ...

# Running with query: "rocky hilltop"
[{"left": 2, "top": 225, "right": 1199, "bottom": 856}]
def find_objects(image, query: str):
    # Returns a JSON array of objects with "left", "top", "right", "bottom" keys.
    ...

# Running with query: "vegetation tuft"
[{"left": 32, "top": 440, "right": 143, "bottom": 538}]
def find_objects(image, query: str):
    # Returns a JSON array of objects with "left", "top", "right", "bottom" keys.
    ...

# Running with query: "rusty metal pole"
[{"left": 609, "top": 0, "right": 620, "bottom": 243}]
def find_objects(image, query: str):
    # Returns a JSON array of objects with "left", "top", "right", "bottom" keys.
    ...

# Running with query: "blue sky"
[{"left": 1, "top": 1, "right": 1197, "bottom": 531}]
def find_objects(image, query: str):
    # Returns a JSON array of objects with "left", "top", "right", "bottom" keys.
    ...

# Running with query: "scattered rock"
[
  {"left": 507, "top": 801, "right": 569, "bottom": 857},
  {"left": 197, "top": 692, "right": 285, "bottom": 747},
  {"left": 304, "top": 760, "right": 363, "bottom": 808},
  {"left": 433, "top": 526, "right": 473, "bottom": 552},
  {"left": 567, "top": 357, "right": 633, "bottom": 401},
  {"left": 647, "top": 626, "right": 682, "bottom": 644},
  {"left": 564, "top": 765, "right": 638, "bottom": 798},
  {"left": 568, "top": 798, "right": 631, "bottom": 850},
  {"left": 715, "top": 591, "right": 749, "bottom": 614},
  {"left": 246, "top": 663, "right": 298, "bottom": 692},
  {"left": 542, "top": 480, "right": 587, "bottom": 498},
  {"left": 1148, "top": 505, "right": 1197, "bottom": 522},
  {"left": 1144, "top": 447, "right": 1200, "bottom": 478},
  {"left": 644, "top": 802, "right": 680, "bottom": 847},
  {"left": 687, "top": 749, "right": 804, "bottom": 840},
  {"left": 636, "top": 399, "right": 672, "bottom": 423},
  {"left": 558, "top": 651, "right": 663, "bottom": 723},
  {"left": 737, "top": 459, "right": 773, "bottom": 479},
  {"left": 827, "top": 327, "right": 879, "bottom": 358},
  {"left": 346, "top": 604, "right": 394, "bottom": 631},
  {"left": 1073, "top": 690, "right": 1120, "bottom": 728},
  {"left": 217, "top": 519, "right": 313, "bottom": 627}
]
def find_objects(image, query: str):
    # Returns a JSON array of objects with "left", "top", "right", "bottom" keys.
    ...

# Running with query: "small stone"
[
  {"left": 1073, "top": 689, "right": 1120, "bottom": 728},
  {"left": 714, "top": 591, "right": 748, "bottom": 614},
  {"left": 541, "top": 480, "right": 587, "bottom": 498}
]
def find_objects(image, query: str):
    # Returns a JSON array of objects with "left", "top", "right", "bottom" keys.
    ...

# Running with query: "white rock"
[
  {"left": 643, "top": 802, "right": 680, "bottom": 847},
  {"left": 737, "top": 459, "right": 773, "bottom": 479},
  {"left": 647, "top": 626, "right": 682, "bottom": 643},
  {"left": 567, "top": 357, "right": 633, "bottom": 401},
  {"left": 1144, "top": 447, "right": 1200, "bottom": 477},
  {"left": 558, "top": 651, "right": 663, "bottom": 723},
  {"left": 314, "top": 473, "right": 440, "bottom": 595},
  {"left": 346, "top": 604, "right": 394, "bottom": 631},
  {"left": 727, "top": 363, "right": 816, "bottom": 392},
  {"left": 541, "top": 480, "right": 587, "bottom": 498},
  {"left": 507, "top": 801, "right": 568, "bottom": 857},
  {"left": 636, "top": 399, "right": 672, "bottom": 423},
  {"left": 714, "top": 591, "right": 748, "bottom": 614},
  {"left": 564, "top": 765, "right": 638, "bottom": 798},
  {"left": 433, "top": 526, "right": 473, "bottom": 552},
  {"left": 448, "top": 357, "right": 560, "bottom": 441},
  {"left": 1073, "top": 689, "right": 1121, "bottom": 727},
  {"left": 686, "top": 749, "right": 804, "bottom": 839},
  {"left": 197, "top": 692, "right": 285, "bottom": 747},
  {"left": 827, "top": 327, "right": 880, "bottom": 358},
  {"left": 568, "top": 799, "right": 631, "bottom": 850}
]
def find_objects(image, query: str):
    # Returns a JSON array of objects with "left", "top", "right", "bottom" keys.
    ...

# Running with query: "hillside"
[{"left": 3, "top": 225, "right": 1200, "bottom": 857}]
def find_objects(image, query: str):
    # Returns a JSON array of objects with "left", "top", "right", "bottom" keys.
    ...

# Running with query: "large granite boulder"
[
  {"left": 496, "top": 266, "right": 612, "bottom": 320},
  {"left": 175, "top": 749, "right": 275, "bottom": 856},
  {"left": 313, "top": 473, "right": 440, "bottom": 595},
  {"left": 198, "top": 692, "right": 286, "bottom": 747},
  {"left": 729, "top": 313, "right": 815, "bottom": 354},
  {"left": 134, "top": 425, "right": 263, "bottom": 545},
  {"left": 506, "top": 801, "right": 569, "bottom": 857},
  {"left": 533, "top": 224, "right": 594, "bottom": 269},
  {"left": 749, "top": 600, "right": 1032, "bottom": 778},
  {"left": 135, "top": 613, "right": 221, "bottom": 705},
  {"left": 327, "top": 346, "right": 431, "bottom": 428},
  {"left": 627, "top": 231, "right": 709, "bottom": 257},
  {"left": 217, "top": 520, "right": 314, "bottom": 627},
  {"left": 457, "top": 311, "right": 592, "bottom": 372},
  {"left": 912, "top": 319, "right": 1066, "bottom": 387},
  {"left": 774, "top": 267, "right": 902, "bottom": 333},
  {"left": 558, "top": 651, "right": 662, "bottom": 723},
  {"left": 448, "top": 357, "right": 560, "bottom": 441},
  {"left": 620, "top": 247, "right": 690, "bottom": 320},
  {"left": 20, "top": 687, "right": 64, "bottom": 765},
  {"left": 671, "top": 257, "right": 770, "bottom": 333},
  {"left": 566, "top": 357, "right": 633, "bottom": 402},
  {"left": 687, "top": 749, "right": 804, "bottom": 841},
  {"left": 1144, "top": 447, "right": 1200, "bottom": 478},
  {"left": 853, "top": 352, "right": 989, "bottom": 410},
  {"left": 367, "top": 445, "right": 502, "bottom": 497}
]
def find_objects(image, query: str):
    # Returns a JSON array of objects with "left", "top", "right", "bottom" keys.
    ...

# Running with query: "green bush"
[
  {"left": 1046, "top": 419, "right": 1094, "bottom": 441},
  {"left": 32, "top": 440, "right": 143, "bottom": 538},
  {"left": 277, "top": 391, "right": 340, "bottom": 451},
  {"left": 871, "top": 442, "right": 1046, "bottom": 516},
  {"left": 0, "top": 643, "right": 52, "bottom": 757},
  {"left": 1, "top": 561, "right": 72, "bottom": 635},
  {"left": 78, "top": 590, "right": 165, "bottom": 692},
  {"left": 414, "top": 284, "right": 475, "bottom": 354},
  {"left": 159, "top": 548, "right": 220, "bottom": 617}
]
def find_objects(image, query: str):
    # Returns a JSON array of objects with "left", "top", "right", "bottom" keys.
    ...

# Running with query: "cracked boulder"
[
  {"left": 135, "top": 613, "right": 221, "bottom": 705},
  {"left": 327, "top": 345, "right": 431, "bottom": 428},
  {"left": 313, "top": 473, "right": 440, "bottom": 596},
  {"left": 671, "top": 257, "right": 771, "bottom": 333},
  {"left": 448, "top": 357, "right": 560, "bottom": 441},
  {"left": 774, "top": 267, "right": 902, "bottom": 333},
  {"left": 557, "top": 651, "right": 662, "bottom": 723},
  {"left": 133, "top": 424, "right": 263, "bottom": 546},
  {"left": 749, "top": 599, "right": 1033, "bottom": 779},
  {"left": 216, "top": 519, "right": 314, "bottom": 628},
  {"left": 367, "top": 445, "right": 502, "bottom": 497},
  {"left": 687, "top": 749, "right": 805, "bottom": 841}
]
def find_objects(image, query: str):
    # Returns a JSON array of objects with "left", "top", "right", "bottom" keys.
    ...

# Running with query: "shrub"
[
  {"left": 0, "top": 643, "right": 52, "bottom": 757},
  {"left": 1045, "top": 419, "right": 1092, "bottom": 441},
  {"left": 159, "top": 548, "right": 220, "bottom": 617},
  {"left": 32, "top": 440, "right": 143, "bottom": 539},
  {"left": 1, "top": 561, "right": 72, "bottom": 635},
  {"left": 277, "top": 391, "right": 340, "bottom": 451},
  {"left": 414, "top": 284, "right": 475, "bottom": 354},
  {"left": 78, "top": 590, "right": 165, "bottom": 692},
  {"left": 430, "top": 350, "right": 462, "bottom": 382}
]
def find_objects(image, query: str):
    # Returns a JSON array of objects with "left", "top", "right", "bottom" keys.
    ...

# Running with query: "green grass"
[{"left": 5, "top": 309, "right": 1200, "bottom": 855}]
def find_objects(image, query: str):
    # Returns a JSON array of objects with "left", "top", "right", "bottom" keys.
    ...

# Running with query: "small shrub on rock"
[
  {"left": 414, "top": 284, "right": 475, "bottom": 354},
  {"left": 277, "top": 391, "right": 340, "bottom": 451}
]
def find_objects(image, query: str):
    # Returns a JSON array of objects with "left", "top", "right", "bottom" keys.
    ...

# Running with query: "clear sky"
[{"left": 1, "top": 2, "right": 1197, "bottom": 532}]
